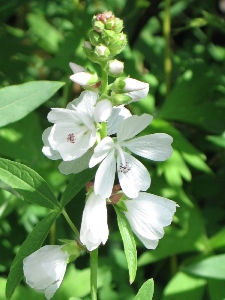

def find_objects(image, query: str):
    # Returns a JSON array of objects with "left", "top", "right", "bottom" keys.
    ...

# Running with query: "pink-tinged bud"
[
  {"left": 107, "top": 60, "right": 124, "bottom": 76},
  {"left": 94, "top": 99, "right": 113, "bottom": 122},
  {"left": 69, "top": 62, "right": 99, "bottom": 86}
]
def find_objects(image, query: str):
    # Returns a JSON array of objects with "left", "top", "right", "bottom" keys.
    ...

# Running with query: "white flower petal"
[
  {"left": 48, "top": 108, "right": 80, "bottom": 124},
  {"left": 94, "top": 149, "right": 116, "bottom": 198},
  {"left": 80, "top": 192, "right": 109, "bottom": 251},
  {"left": 124, "top": 78, "right": 149, "bottom": 92},
  {"left": 94, "top": 100, "right": 112, "bottom": 122},
  {"left": 117, "top": 114, "right": 153, "bottom": 143},
  {"left": 124, "top": 192, "right": 178, "bottom": 249},
  {"left": 89, "top": 137, "right": 114, "bottom": 167},
  {"left": 70, "top": 91, "right": 98, "bottom": 117},
  {"left": 117, "top": 152, "right": 150, "bottom": 198},
  {"left": 23, "top": 245, "right": 69, "bottom": 299},
  {"left": 124, "top": 133, "right": 173, "bottom": 161},
  {"left": 125, "top": 86, "right": 149, "bottom": 102},
  {"left": 107, "top": 105, "right": 132, "bottom": 136},
  {"left": 59, "top": 150, "right": 92, "bottom": 175},
  {"left": 70, "top": 73, "right": 92, "bottom": 86},
  {"left": 69, "top": 62, "right": 86, "bottom": 73},
  {"left": 42, "top": 127, "right": 61, "bottom": 160}
]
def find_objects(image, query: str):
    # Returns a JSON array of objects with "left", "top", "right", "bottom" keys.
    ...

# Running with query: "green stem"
[
  {"left": 163, "top": 0, "right": 172, "bottom": 95},
  {"left": 90, "top": 249, "right": 98, "bottom": 300},
  {"left": 101, "top": 61, "right": 108, "bottom": 95},
  {"left": 62, "top": 209, "right": 80, "bottom": 238}
]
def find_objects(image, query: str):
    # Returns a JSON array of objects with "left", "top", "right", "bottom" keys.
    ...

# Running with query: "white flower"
[
  {"left": 23, "top": 245, "right": 69, "bottom": 299},
  {"left": 123, "top": 192, "right": 178, "bottom": 249},
  {"left": 43, "top": 91, "right": 109, "bottom": 162},
  {"left": 80, "top": 192, "right": 109, "bottom": 251},
  {"left": 69, "top": 62, "right": 99, "bottom": 86},
  {"left": 89, "top": 114, "right": 173, "bottom": 198},
  {"left": 112, "top": 77, "right": 149, "bottom": 103}
]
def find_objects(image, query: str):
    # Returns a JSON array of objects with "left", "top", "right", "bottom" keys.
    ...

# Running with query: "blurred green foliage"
[{"left": 0, "top": 0, "right": 225, "bottom": 299}]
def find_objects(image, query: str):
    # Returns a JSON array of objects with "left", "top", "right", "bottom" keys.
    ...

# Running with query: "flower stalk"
[{"left": 90, "top": 249, "right": 98, "bottom": 300}]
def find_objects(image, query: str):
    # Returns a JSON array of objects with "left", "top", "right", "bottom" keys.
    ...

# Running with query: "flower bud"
[
  {"left": 92, "top": 20, "right": 105, "bottom": 32},
  {"left": 101, "top": 29, "right": 115, "bottom": 45},
  {"left": 108, "top": 33, "right": 127, "bottom": 54},
  {"left": 69, "top": 62, "right": 99, "bottom": 86},
  {"left": 113, "top": 18, "right": 124, "bottom": 33},
  {"left": 107, "top": 60, "right": 124, "bottom": 76},
  {"left": 94, "top": 99, "right": 113, "bottom": 122},
  {"left": 89, "top": 30, "right": 102, "bottom": 46},
  {"left": 94, "top": 45, "right": 110, "bottom": 60}
]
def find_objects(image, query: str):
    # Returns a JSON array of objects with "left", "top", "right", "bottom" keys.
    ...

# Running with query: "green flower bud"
[
  {"left": 101, "top": 29, "right": 115, "bottom": 45},
  {"left": 94, "top": 45, "right": 110, "bottom": 61},
  {"left": 92, "top": 19, "right": 105, "bottom": 33},
  {"left": 108, "top": 33, "right": 127, "bottom": 55},
  {"left": 113, "top": 18, "right": 124, "bottom": 33},
  {"left": 111, "top": 77, "right": 127, "bottom": 93},
  {"left": 89, "top": 30, "right": 102, "bottom": 46},
  {"left": 83, "top": 46, "right": 99, "bottom": 63},
  {"left": 111, "top": 92, "right": 132, "bottom": 105}
]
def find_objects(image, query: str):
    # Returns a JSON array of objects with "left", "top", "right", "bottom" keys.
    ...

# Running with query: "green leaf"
[
  {"left": 163, "top": 272, "right": 206, "bottom": 300},
  {"left": 60, "top": 167, "right": 97, "bottom": 208},
  {"left": 6, "top": 211, "right": 60, "bottom": 300},
  {"left": 210, "top": 227, "right": 225, "bottom": 250},
  {"left": 114, "top": 206, "right": 137, "bottom": 284},
  {"left": 133, "top": 279, "right": 154, "bottom": 300},
  {"left": 182, "top": 254, "right": 225, "bottom": 280},
  {"left": 0, "top": 158, "right": 60, "bottom": 209},
  {"left": 0, "top": 80, "right": 64, "bottom": 127}
]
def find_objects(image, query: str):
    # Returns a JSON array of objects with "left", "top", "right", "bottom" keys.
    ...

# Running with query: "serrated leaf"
[
  {"left": 114, "top": 206, "right": 137, "bottom": 284},
  {"left": 6, "top": 211, "right": 60, "bottom": 300},
  {"left": 0, "top": 158, "right": 60, "bottom": 209},
  {"left": 133, "top": 278, "right": 154, "bottom": 300},
  {"left": 60, "top": 167, "right": 97, "bottom": 208},
  {"left": 182, "top": 254, "right": 225, "bottom": 280},
  {"left": 0, "top": 80, "right": 64, "bottom": 127}
]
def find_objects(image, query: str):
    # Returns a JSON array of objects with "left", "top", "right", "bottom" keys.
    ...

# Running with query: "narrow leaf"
[
  {"left": 60, "top": 167, "right": 97, "bottom": 208},
  {"left": 0, "top": 158, "right": 60, "bottom": 209},
  {"left": 0, "top": 80, "right": 64, "bottom": 127},
  {"left": 134, "top": 279, "right": 154, "bottom": 300},
  {"left": 114, "top": 206, "right": 137, "bottom": 284},
  {"left": 6, "top": 211, "right": 60, "bottom": 300}
]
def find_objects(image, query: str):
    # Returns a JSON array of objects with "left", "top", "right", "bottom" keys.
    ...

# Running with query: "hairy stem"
[{"left": 101, "top": 61, "right": 108, "bottom": 95}]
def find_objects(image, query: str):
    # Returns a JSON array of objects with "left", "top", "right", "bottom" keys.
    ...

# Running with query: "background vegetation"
[{"left": 0, "top": 0, "right": 225, "bottom": 299}]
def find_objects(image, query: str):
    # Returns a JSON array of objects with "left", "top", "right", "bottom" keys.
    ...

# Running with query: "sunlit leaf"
[
  {"left": 0, "top": 158, "right": 60, "bottom": 209},
  {"left": 134, "top": 278, "right": 154, "bottom": 300},
  {"left": 0, "top": 81, "right": 64, "bottom": 127}
]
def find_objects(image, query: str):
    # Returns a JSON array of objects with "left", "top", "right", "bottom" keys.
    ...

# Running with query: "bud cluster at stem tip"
[{"left": 84, "top": 11, "right": 127, "bottom": 63}]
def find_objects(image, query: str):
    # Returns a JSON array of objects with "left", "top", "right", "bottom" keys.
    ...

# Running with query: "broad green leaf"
[
  {"left": 60, "top": 167, "right": 97, "bottom": 208},
  {"left": 114, "top": 206, "right": 137, "bottom": 284},
  {"left": 159, "top": 64, "right": 225, "bottom": 133},
  {"left": 182, "top": 254, "right": 225, "bottom": 280},
  {"left": 163, "top": 272, "right": 206, "bottom": 300},
  {"left": 6, "top": 211, "right": 60, "bottom": 300},
  {"left": 0, "top": 80, "right": 64, "bottom": 127},
  {"left": 206, "top": 134, "right": 225, "bottom": 148},
  {"left": 0, "top": 158, "right": 60, "bottom": 209},
  {"left": 133, "top": 279, "right": 154, "bottom": 300}
]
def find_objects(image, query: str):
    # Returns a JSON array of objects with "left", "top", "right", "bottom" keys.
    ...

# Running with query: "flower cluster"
[{"left": 23, "top": 11, "right": 178, "bottom": 299}]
